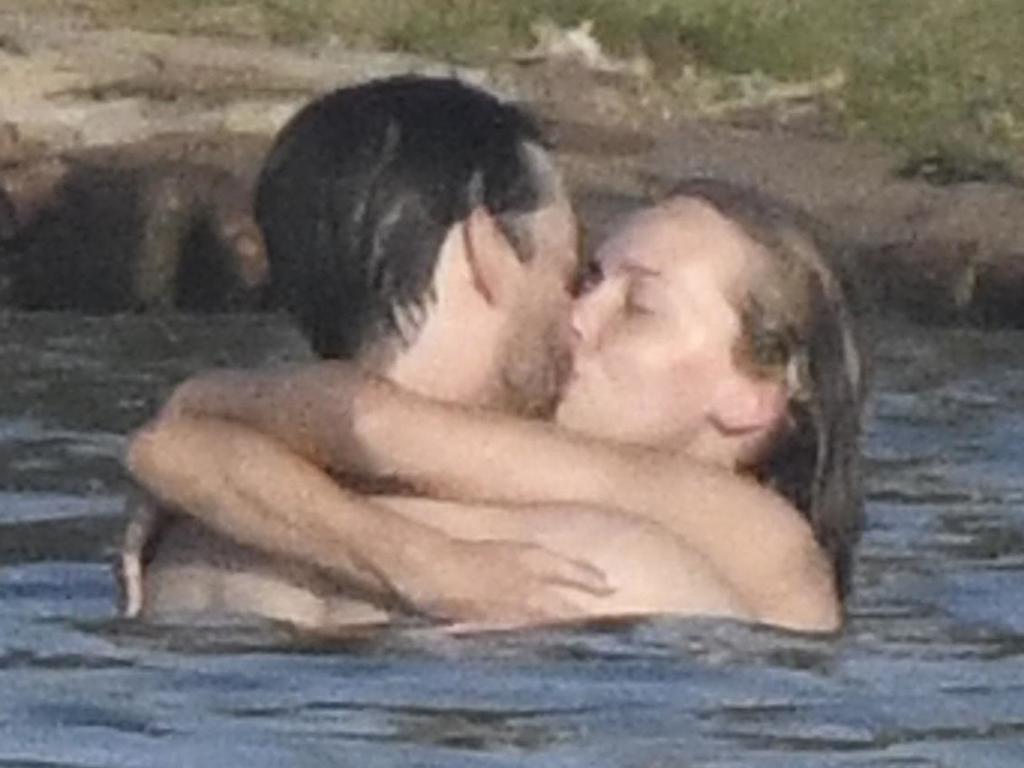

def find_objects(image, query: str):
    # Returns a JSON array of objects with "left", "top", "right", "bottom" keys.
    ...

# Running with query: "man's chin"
[
  {"left": 496, "top": 355, "right": 570, "bottom": 421},
  {"left": 492, "top": 377, "right": 560, "bottom": 421}
]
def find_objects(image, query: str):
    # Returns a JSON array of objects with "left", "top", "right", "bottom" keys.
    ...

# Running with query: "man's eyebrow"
[
  {"left": 568, "top": 219, "right": 585, "bottom": 274},
  {"left": 568, "top": 256, "right": 593, "bottom": 291}
]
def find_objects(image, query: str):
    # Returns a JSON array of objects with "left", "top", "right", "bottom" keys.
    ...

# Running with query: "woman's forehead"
[{"left": 598, "top": 198, "right": 753, "bottom": 278}]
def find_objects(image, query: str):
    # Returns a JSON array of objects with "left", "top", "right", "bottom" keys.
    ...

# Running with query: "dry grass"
[{"left": 70, "top": 0, "right": 1024, "bottom": 181}]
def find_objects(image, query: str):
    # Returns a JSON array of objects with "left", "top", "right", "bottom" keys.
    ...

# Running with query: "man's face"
[{"left": 492, "top": 191, "right": 581, "bottom": 419}]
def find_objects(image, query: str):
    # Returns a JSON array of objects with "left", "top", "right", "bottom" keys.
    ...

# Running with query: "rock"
[
  {"left": 0, "top": 156, "right": 69, "bottom": 228},
  {"left": 0, "top": 186, "right": 15, "bottom": 242},
  {"left": 516, "top": 19, "right": 652, "bottom": 78},
  {"left": 0, "top": 148, "right": 268, "bottom": 311},
  {"left": 856, "top": 240, "right": 978, "bottom": 325},
  {"left": 972, "top": 253, "right": 1024, "bottom": 327},
  {"left": 0, "top": 185, "right": 16, "bottom": 304}
]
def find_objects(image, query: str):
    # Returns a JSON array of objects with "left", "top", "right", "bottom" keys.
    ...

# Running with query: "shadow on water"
[
  {"left": 1, "top": 312, "right": 1023, "bottom": 767},
  {"left": 0, "top": 515, "right": 123, "bottom": 566}
]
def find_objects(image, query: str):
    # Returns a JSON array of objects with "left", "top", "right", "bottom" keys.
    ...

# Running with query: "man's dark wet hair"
[{"left": 255, "top": 75, "right": 556, "bottom": 360}]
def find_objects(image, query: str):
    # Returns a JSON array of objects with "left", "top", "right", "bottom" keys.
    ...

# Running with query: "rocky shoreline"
[{"left": 2, "top": 7, "right": 1022, "bottom": 326}]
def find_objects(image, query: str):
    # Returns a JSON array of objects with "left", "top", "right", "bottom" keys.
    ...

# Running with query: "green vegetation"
[{"left": 86, "top": 0, "right": 1024, "bottom": 180}]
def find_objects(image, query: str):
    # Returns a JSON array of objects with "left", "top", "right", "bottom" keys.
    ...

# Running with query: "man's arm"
[
  {"left": 167, "top": 364, "right": 839, "bottom": 630},
  {"left": 125, "top": 415, "right": 611, "bottom": 625}
]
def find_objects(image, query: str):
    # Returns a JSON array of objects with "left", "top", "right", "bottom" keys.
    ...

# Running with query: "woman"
[
  {"left": 564, "top": 178, "right": 866, "bottom": 601},
  {"left": 128, "top": 179, "right": 866, "bottom": 633}
]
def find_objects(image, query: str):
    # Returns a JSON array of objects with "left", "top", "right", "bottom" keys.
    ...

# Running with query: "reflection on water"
[{"left": 1, "top": 311, "right": 1023, "bottom": 767}]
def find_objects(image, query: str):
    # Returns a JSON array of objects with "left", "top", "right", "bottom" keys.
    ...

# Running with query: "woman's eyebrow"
[{"left": 621, "top": 262, "right": 661, "bottom": 278}]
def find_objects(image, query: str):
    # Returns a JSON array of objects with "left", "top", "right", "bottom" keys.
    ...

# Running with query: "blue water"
[{"left": 1, "top": 312, "right": 1022, "bottom": 767}]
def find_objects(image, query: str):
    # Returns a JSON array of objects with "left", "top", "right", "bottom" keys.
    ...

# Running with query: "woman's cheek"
[
  {"left": 602, "top": 336, "right": 678, "bottom": 424},
  {"left": 597, "top": 334, "right": 652, "bottom": 394},
  {"left": 605, "top": 325, "right": 676, "bottom": 385}
]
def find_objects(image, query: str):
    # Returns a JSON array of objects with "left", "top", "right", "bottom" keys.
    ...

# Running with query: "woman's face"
[{"left": 557, "top": 198, "right": 755, "bottom": 449}]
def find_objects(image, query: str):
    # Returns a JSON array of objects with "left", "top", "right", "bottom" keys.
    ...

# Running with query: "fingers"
[
  {"left": 417, "top": 540, "right": 616, "bottom": 631},
  {"left": 523, "top": 547, "right": 612, "bottom": 596},
  {"left": 443, "top": 592, "right": 584, "bottom": 635}
]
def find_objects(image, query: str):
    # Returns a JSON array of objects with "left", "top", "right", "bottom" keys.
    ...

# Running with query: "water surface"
[{"left": 1, "top": 312, "right": 1022, "bottom": 767}]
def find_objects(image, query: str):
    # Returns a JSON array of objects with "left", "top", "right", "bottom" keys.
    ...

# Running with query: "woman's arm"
[{"left": 125, "top": 415, "right": 611, "bottom": 625}]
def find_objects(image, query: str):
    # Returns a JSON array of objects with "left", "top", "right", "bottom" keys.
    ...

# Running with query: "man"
[{"left": 123, "top": 76, "right": 615, "bottom": 628}]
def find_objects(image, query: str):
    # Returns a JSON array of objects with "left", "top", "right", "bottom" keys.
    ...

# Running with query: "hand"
[
  {"left": 118, "top": 493, "right": 170, "bottom": 618},
  {"left": 399, "top": 538, "right": 613, "bottom": 630}
]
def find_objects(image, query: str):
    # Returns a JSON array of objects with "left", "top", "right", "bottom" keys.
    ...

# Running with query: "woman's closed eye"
[
  {"left": 623, "top": 285, "right": 659, "bottom": 318},
  {"left": 624, "top": 298, "right": 652, "bottom": 317}
]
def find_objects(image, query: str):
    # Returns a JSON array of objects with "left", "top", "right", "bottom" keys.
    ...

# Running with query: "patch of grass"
[
  {"left": 85, "top": 0, "right": 342, "bottom": 42},
  {"left": 82, "top": 0, "right": 1024, "bottom": 176},
  {"left": 836, "top": 0, "right": 1024, "bottom": 177}
]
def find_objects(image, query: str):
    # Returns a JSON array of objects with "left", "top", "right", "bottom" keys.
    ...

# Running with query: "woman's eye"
[{"left": 623, "top": 288, "right": 654, "bottom": 316}]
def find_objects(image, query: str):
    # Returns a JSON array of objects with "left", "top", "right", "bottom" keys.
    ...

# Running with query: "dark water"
[{"left": 1, "top": 311, "right": 1023, "bottom": 767}]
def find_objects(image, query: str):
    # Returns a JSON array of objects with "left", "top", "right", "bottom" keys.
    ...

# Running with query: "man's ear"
[
  {"left": 709, "top": 374, "right": 787, "bottom": 436},
  {"left": 461, "top": 206, "right": 525, "bottom": 307}
]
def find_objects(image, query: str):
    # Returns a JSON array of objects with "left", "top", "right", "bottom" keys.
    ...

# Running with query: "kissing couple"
[{"left": 123, "top": 75, "right": 866, "bottom": 634}]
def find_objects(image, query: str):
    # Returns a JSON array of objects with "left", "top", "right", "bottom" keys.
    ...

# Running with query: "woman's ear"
[
  {"left": 461, "top": 206, "right": 526, "bottom": 307},
  {"left": 709, "top": 373, "right": 787, "bottom": 436}
]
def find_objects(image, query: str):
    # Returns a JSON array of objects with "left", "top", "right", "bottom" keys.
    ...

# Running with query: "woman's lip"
[{"left": 561, "top": 365, "right": 589, "bottom": 398}]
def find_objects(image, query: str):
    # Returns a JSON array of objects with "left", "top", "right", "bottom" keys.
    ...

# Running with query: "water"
[{"left": 1, "top": 311, "right": 1023, "bottom": 767}]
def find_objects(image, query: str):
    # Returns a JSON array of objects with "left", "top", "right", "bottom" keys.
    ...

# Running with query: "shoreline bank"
[{"left": 1, "top": 7, "right": 1022, "bottom": 326}]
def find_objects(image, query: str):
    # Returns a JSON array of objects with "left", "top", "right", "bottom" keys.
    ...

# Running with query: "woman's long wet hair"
[{"left": 668, "top": 178, "right": 868, "bottom": 599}]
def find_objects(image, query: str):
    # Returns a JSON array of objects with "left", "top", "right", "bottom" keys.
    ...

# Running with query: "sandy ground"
[{"left": 1, "top": 5, "right": 1022, "bottom": 324}]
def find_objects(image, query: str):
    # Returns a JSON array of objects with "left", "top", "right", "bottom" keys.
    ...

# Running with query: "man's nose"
[{"left": 570, "top": 295, "right": 600, "bottom": 354}]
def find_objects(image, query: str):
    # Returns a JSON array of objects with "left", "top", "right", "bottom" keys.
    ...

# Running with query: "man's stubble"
[{"left": 494, "top": 310, "right": 574, "bottom": 420}]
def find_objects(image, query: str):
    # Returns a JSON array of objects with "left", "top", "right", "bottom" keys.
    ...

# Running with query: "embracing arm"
[
  {"left": 356, "top": 387, "right": 839, "bottom": 630},
  {"left": 125, "top": 415, "right": 610, "bottom": 624},
  {"left": 167, "top": 363, "right": 839, "bottom": 630}
]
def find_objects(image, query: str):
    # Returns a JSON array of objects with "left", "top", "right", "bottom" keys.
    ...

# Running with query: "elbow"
[
  {"left": 124, "top": 415, "right": 232, "bottom": 519},
  {"left": 125, "top": 420, "right": 167, "bottom": 480},
  {"left": 124, "top": 420, "right": 174, "bottom": 511},
  {"left": 124, "top": 416, "right": 197, "bottom": 491}
]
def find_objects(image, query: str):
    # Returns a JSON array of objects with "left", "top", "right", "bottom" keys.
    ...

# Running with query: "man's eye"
[{"left": 571, "top": 260, "right": 604, "bottom": 296}]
